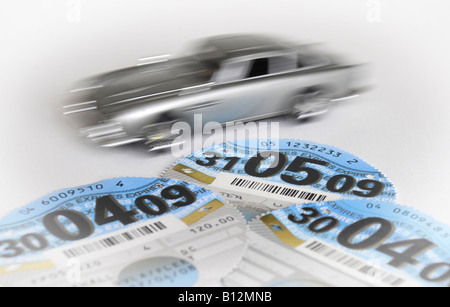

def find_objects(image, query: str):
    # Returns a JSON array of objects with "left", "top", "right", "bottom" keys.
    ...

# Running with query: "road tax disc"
[
  {"left": 223, "top": 199, "right": 450, "bottom": 287},
  {"left": 0, "top": 177, "right": 247, "bottom": 287},
  {"left": 162, "top": 139, "right": 397, "bottom": 217}
]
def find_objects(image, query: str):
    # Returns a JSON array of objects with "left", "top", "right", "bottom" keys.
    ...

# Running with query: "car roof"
[{"left": 196, "top": 34, "right": 295, "bottom": 62}]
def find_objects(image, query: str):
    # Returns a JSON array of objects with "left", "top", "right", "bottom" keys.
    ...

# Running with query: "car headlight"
[{"left": 80, "top": 122, "right": 126, "bottom": 141}]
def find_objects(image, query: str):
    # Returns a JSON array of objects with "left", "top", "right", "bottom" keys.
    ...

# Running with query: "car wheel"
[{"left": 290, "top": 88, "right": 331, "bottom": 120}]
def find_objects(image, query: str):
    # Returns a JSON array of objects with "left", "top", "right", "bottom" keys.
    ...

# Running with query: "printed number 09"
[{"left": 245, "top": 152, "right": 385, "bottom": 198}]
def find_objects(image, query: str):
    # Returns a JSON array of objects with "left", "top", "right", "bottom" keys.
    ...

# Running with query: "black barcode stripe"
[
  {"left": 305, "top": 241, "right": 405, "bottom": 286},
  {"left": 61, "top": 221, "right": 167, "bottom": 259},
  {"left": 230, "top": 178, "right": 328, "bottom": 202}
]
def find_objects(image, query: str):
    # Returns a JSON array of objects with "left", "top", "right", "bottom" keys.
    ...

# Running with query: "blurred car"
[{"left": 64, "top": 34, "right": 367, "bottom": 150}]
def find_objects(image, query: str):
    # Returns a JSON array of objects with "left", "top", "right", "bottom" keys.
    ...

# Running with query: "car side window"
[
  {"left": 213, "top": 61, "right": 250, "bottom": 83},
  {"left": 214, "top": 53, "right": 299, "bottom": 83},
  {"left": 247, "top": 58, "right": 269, "bottom": 78},
  {"left": 269, "top": 54, "right": 298, "bottom": 73},
  {"left": 245, "top": 54, "right": 298, "bottom": 79}
]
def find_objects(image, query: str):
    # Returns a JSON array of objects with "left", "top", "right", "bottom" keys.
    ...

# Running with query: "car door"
[
  {"left": 209, "top": 53, "right": 299, "bottom": 122},
  {"left": 196, "top": 56, "right": 274, "bottom": 124},
  {"left": 173, "top": 59, "right": 254, "bottom": 125},
  {"left": 174, "top": 53, "right": 297, "bottom": 126}
]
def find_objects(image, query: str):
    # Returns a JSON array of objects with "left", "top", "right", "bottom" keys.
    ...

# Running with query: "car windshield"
[
  {"left": 187, "top": 41, "right": 222, "bottom": 67},
  {"left": 172, "top": 42, "right": 222, "bottom": 83},
  {"left": 172, "top": 59, "right": 217, "bottom": 84}
]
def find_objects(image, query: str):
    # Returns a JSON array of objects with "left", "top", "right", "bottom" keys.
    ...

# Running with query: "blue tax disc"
[
  {"left": 224, "top": 199, "right": 450, "bottom": 287},
  {"left": 163, "top": 139, "right": 397, "bottom": 218},
  {"left": 0, "top": 177, "right": 247, "bottom": 287}
]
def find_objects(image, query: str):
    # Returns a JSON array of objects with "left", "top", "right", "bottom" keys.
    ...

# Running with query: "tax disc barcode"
[
  {"left": 210, "top": 173, "right": 342, "bottom": 207},
  {"left": 62, "top": 221, "right": 167, "bottom": 259},
  {"left": 299, "top": 239, "right": 408, "bottom": 287},
  {"left": 45, "top": 214, "right": 187, "bottom": 265},
  {"left": 229, "top": 178, "right": 328, "bottom": 202}
]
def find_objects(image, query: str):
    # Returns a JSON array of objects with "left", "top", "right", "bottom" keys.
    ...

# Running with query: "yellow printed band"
[
  {"left": 0, "top": 260, "right": 54, "bottom": 275},
  {"left": 261, "top": 214, "right": 304, "bottom": 248},
  {"left": 172, "top": 164, "right": 216, "bottom": 184},
  {"left": 182, "top": 200, "right": 224, "bottom": 226}
]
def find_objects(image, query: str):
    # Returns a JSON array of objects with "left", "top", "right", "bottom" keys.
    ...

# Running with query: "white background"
[{"left": 1, "top": 0, "right": 449, "bottom": 223}]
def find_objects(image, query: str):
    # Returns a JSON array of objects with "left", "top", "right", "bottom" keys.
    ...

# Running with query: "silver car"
[{"left": 64, "top": 34, "right": 367, "bottom": 150}]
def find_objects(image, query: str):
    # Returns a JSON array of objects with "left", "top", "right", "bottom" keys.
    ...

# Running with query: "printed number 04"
[{"left": 43, "top": 185, "right": 196, "bottom": 242}]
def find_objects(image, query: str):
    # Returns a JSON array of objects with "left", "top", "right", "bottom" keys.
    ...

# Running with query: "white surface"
[{"left": 1, "top": 0, "right": 449, "bottom": 224}]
